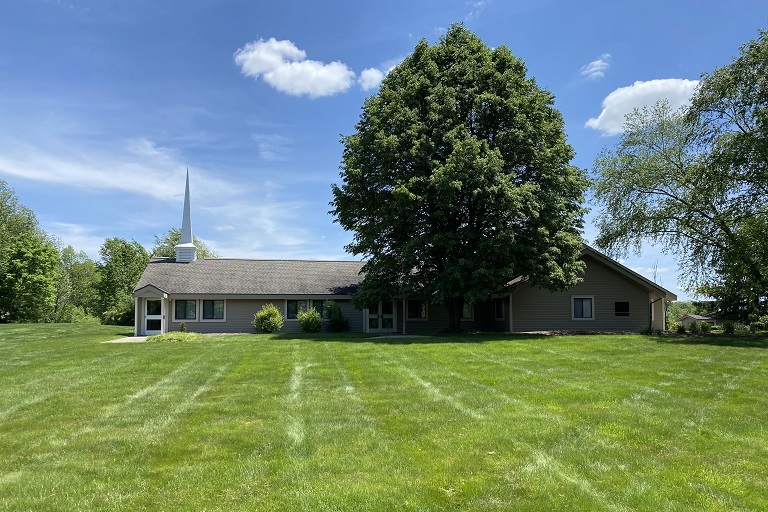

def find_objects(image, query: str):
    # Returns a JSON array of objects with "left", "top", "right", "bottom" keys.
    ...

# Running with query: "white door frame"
[
  {"left": 364, "top": 300, "right": 397, "bottom": 333},
  {"left": 144, "top": 298, "right": 164, "bottom": 335}
]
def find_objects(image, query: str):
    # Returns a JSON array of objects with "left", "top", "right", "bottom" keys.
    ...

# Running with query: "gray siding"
[
  {"left": 167, "top": 298, "right": 364, "bottom": 334},
  {"left": 510, "top": 255, "right": 650, "bottom": 332}
]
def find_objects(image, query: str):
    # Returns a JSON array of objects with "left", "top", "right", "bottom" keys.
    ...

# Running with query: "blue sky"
[{"left": 1, "top": 0, "right": 765, "bottom": 301}]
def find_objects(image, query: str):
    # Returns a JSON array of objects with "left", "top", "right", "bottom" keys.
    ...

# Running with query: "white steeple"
[{"left": 174, "top": 169, "right": 198, "bottom": 262}]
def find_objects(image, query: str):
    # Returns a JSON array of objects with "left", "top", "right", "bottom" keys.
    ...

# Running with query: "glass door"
[
  {"left": 145, "top": 299, "right": 162, "bottom": 335},
  {"left": 367, "top": 300, "right": 396, "bottom": 333}
]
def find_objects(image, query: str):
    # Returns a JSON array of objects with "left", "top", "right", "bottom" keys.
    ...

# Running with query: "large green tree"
[
  {"left": 96, "top": 238, "right": 149, "bottom": 325},
  {"left": 0, "top": 180, "right": 40, "bottom": 278},
  {"left": 331, "top": 25, "right": 588, "bottom": 330},
  {"left": 0, "top": 232, "right": 60, "bottom": 323},
  {"left": 150, "top": 228, "right": 219, "bottom": 259},
  {"left": 593, "top": 29, "right": 768, "bottom": 321},
  {"left": 53, "top": 246, "right": 100, "bottom": 323}
]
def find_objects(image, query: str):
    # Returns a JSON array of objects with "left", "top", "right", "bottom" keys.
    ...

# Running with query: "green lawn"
[{"left": 1, "top": 324, "right": 767, "bottom": 511}]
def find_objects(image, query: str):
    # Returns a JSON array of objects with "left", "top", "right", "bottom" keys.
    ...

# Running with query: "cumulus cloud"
[
  {"left": 359, "top": 68, "right": 384, "bottom": 91},
  {"left": 234, "top": 38, "right": 355, "bottom": 98},
  {"left": 585, "top": 78, "right": 700, "bottom": 135},
  {"left": 580, "top": 53, "right": 611, "bottom": 80}
]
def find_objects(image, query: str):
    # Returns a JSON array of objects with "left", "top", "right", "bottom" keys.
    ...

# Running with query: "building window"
[
  {"left": 461, "top": 303, "right": 474, "bottom": 321},
  {"left": 174, "top": 300, "right": 196, "bottom": 321},
  {"left": 312, "top": 300, "right": 325, "bottom": 318},
  {"left": 572, "top": 296, "right": 594, "bottom": 320},
  {"left": 407, "top": 299, "right": 428, "bottom": 320},
  {"left": 203, "top": 300, "right": 225, "bottom": 320},
  {"left": 286, "top": 300, "right": 308, "bottom": 320},
  {"left": 494, "top": 298, "right": 506, "bottom": 320},
  {"left": 615, "top": 302, "right": 630, "bottom": 317}
]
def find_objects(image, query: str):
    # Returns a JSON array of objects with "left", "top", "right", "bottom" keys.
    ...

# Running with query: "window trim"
[
  {"left": 202, "top": 299, "right": 227, "bottom": 322},
  {"left": 614, "top": 301, "right": 630, "bottom": 317},
  {"left": 312, "top": 299, "right": 325, "bottom": 319},
  {"left": 285, "top": 299, "right": 309, "bottom": 321},
  {"left": 172, "top": 299, "right": 198, "bottom": 322},
  {"left": 406, "top": 299, "right": 429, "bottom": 321},
  {"left": 571, "top": 295, "right": 595, "bottom": 321}
]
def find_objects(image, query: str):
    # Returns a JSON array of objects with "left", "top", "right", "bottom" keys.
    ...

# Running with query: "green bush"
[
  {"left": 672, "top": 322, "right": 685, "bottom": 334},
  {"left": 179, "top": 322, "right": 187, "bottom": 333},
  {"left": 69, "top": 306, "right": 101, "bottom": 325},
  {"left": 688, "top": 321, "right": 700, "bottom": 334},
  {"left": 723, "top": 321, "right": 735, "bottom": 334},
  {"left": 252, "top": 303, "right": 284, "bottom": 333},
  {"left": 323, "top": 300, "right": 348, "bottom": 332},
  {"left": 297, "top": 308, "right": 323, "bottom": 333},
  {"left": 699, "top": 321, "right": 712, "bottom": 333},
  {"left": 750, "top": 315, "right": 768, "bottom": 331}
]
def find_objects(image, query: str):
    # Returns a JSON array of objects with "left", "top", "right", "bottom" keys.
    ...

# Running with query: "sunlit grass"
[{"left": 0, "top": 324, "right": 766, "bottom": 510}]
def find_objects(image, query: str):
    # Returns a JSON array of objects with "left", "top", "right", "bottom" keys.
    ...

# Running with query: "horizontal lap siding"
[
  {"left": 511, "top": 255, "right": 650, "bottom": 332},
  {"left": 168, "top": 298, "right": 364, "bottom": 334}
]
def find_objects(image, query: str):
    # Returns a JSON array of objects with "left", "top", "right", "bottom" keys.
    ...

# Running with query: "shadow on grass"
[
  {"left": 655, "top": 334, "right": 768, "bottom": 349},
  {"left": 299, "top": 332, "right": 553, "bottom": 344}
]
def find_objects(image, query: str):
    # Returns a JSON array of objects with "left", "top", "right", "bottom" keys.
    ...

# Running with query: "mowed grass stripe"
[{"left": 0, "top": 326, "right": 767, "bottom": 511}]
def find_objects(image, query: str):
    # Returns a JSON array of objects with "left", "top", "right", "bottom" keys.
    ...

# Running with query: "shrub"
[
  {"left": 323, "top": 300, "right": 348, "bottom": 332},
  {"left": 69, "top": 306, "right": 101, "bottom": 325},
  {"left": 179, "top": 322, "right": 187, "bottom": 333},
  {"left": 252, "top": 303, "right": 284, "bottom": 333},
  {"left": 639, "top": 326, "right": 654, "bottom": 335},
  {"left": 297, "top": 308, "right": 323, "bottom": 333},
  {"left": 699, "top": 321, "right": 712, "bottom": 333},
  {"left": 671, "top": 322, "right": 685, "bottom": 334},
  {"left": 750, "top": 315, "right": 768, "bottom": 332},
  {"left": 723, "top": 321, "right": 735, "bottom": 334},
  {"left": 688, "top": 321, "right": 700, "bottom": 334}
]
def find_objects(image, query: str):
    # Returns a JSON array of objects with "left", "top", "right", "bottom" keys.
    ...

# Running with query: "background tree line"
[
  {"left": 593, "top": 28, "right": 768, "bottom": 324},
  {"left": 0, "top": 180, "right": 216, "bottom": 325}
]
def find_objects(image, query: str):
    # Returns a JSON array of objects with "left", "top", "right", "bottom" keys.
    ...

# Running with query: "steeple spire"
[{"left": 174, "top": 168, "right": 198, "bottom": 262}]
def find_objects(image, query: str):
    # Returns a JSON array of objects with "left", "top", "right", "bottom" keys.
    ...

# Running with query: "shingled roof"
[{"left": 134, "top": 258, "right": 364, "bottom": 296}]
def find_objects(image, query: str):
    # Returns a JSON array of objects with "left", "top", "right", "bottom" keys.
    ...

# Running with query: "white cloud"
[
  {"left": 0, "top": 137, "right": 235, "bottom": 201},
  {"left": 580, "top": 53, "right": 611, "bottom": 80},
  {"left": 465, "top": 1, "right": 489, "bottom": 20},
  {"left": 359, "top": 68, "right": 384, "bottom": 91},
  {"left": 251, "top": 133, "right": 292, "bottom": 161},
  {"left": 44, "top": 222, "right": 105, "bottom": 259},
  {"left": 585, "top": 78, "right": 700, "bottom": 135},
  {"left": 234, "top": 38, "right": 355, "bottom": 98}
]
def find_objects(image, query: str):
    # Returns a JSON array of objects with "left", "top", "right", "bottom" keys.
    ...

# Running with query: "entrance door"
[
  {"left": 367, "top": 300, "right": 396, "bottom": 333},
  {"left": 145, "top": 299, "right": 163, "bottom": 335}
]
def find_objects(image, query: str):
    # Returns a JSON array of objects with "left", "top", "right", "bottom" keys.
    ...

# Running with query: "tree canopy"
[
  {"left": 96, "top": 238, "right": 150, "bottom": 325},
  {"left": 593, "top": 28, "right": 768, "bottom": 321},
  {"left": 150, "top": 228, "right": 219, "bottom": 259},
  {"left": 331, "top": 24, "right": 588, "bottom": 330}
]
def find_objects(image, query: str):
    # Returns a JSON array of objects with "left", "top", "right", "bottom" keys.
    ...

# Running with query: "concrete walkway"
[{"left": 103, "top": 336, "right": 148, "bottom": 343}]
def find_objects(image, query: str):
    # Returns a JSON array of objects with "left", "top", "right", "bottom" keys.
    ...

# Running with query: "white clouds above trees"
[
  {"left": 585, "top": 78, "right": 699, "bottom": 135},
  {"left": 359, "top": 68, "right": 385, "bottom": 91},
  {"left": 234, "top": 38, "right": 356, "bottom": 98},
  {"left": 580, "top": 53, "right": 611, "bottom": 80}
]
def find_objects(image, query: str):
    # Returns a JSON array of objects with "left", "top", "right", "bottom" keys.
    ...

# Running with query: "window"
[
  {"left": 312, "top": 300, "right": 325, "bottom": 318},
  {"left": 174, "top": 300, "right": 196, "bottom": 320},
  {"left": 494, "top": 298, "right": 506, "bottom": 320},
  {"left": 572, "top": 296, "right": 594, "bottom": 320},
  {"left": 203, "top": 300, "right": 225, "bottom": 320},
  {"left": 407, "top": 299, "right": 428, "bottom": 320},
  {"left": 461, "top": 303, "right": 474, "bottom": 321},
  {"left": 286, "top": 300, "right": 308, "bottom": 320},
  {"left": 615, "top": 302, "right": 630, "bottom": 317}
]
